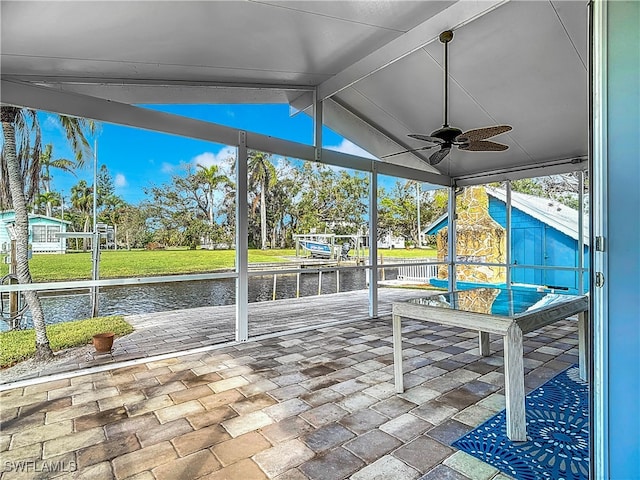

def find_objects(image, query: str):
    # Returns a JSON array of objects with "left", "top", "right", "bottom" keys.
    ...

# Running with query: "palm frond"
[{"left": 59, "top": 116, "right": 93, "bottom": 166}]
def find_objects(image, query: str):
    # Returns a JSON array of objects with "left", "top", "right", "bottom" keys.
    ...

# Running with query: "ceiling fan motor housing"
[
  {"left": 430, "top": 126, "right": 464, "bottom": 145},
  {"left": 439, "top": 30, "right": 454, "bottom": 43}
]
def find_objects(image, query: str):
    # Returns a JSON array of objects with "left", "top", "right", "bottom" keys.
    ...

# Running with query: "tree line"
[
  {"left": 2, "top": 136, "right": 588, "bottom": 254},
  {"left": 3, "top": 141, "right": 450, "bottom": 251}
]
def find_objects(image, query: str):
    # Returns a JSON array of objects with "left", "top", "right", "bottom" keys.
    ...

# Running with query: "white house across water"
[{"left": 0, "top": 211, "right": 70, "bottom": 254}]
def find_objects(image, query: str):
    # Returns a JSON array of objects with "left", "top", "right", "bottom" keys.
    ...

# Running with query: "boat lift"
[
  {"left": 293, "top": 233, "right": 366, "bottom": 263},
  {"left": 56, "top": 223, "right": 111, "bottom": 318}
]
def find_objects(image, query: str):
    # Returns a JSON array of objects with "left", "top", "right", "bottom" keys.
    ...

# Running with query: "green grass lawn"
[
  {"left": 0, "top": 247, "right": 437, "bottom": 282},
  {"left": 0, "top": 316, "right": 133, "bottom": 368},
  {"left": 375, "top": 248, "right": 437, "bottom": 260}
]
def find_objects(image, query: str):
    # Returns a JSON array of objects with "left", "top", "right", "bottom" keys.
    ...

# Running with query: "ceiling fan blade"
[
  {"left": 429, "top": 147, "right": 451, "bottom": 165},
  {"left": 381, "top": 145, "right": 436, "bottom": 159},
  {"left": 456, "top": 125, "right": 512, "bottom": 143},
  {"left": 408, "top": 134, "right": 445, "bottom": 144},
  {"left": 459, "top": 140, "right": 509, "bottom": 152}
]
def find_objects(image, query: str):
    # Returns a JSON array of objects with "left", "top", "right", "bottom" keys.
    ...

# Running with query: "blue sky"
[{"left": 41, "top": 104, "right": 380, "bottom": 205}]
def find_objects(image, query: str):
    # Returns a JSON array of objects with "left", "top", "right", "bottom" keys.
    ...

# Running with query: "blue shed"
[{"left": 425, "top": 188, "right": 589, "bottom": 293}]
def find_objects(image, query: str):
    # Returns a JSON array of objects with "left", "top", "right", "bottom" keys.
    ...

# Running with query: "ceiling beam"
[
  {"left": 454, "top": 157, "right": 588, "bottom": 186},
  {"left": 322, "top": 97, "right": 439, "bottom": 170},
  {"left": 0, "top": 79, "right": 449, "bottom": 186},
  {"left": 3, "top": 75, "right": 316, "bottom": 91},
  {"left": 292, "top": 0, "right": 509, "bottom": 111},
  {"left": 25, "top": 84, "right": 296, "bottom": 105}
]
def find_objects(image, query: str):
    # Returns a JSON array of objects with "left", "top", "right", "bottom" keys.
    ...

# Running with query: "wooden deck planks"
[{"left": 118, "top": 288, "right": 437, "bottom": 358}]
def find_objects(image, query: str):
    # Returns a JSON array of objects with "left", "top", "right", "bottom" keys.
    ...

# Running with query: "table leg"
[
  {"left": 578, "top": 310, "right": 589, "bottom": 381},
  {"left": 392, "top": 313, "right": 404, "bottom": 393},
  {"left": 504, "top": 323, "right": 527, "bottom": 441},
  {"left": 479, "top": 331, "right": 490, "bottom": 356}
]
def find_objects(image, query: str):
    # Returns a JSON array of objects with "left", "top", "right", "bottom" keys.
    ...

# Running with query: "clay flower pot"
[{"left": 93, "top": 332, "right": 115, "bottom": 353}]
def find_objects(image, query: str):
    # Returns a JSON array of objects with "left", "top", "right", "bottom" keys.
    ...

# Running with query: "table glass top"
[{"left": 407, "top": 288, "right": 584, "bottom": 317}]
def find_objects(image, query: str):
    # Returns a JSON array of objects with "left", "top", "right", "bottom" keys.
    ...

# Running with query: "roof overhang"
[{"left": 1, "top": 0, "right": 589, "bottom": 185}]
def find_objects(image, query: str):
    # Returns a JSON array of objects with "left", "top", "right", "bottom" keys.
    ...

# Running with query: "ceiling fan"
[{"left": 383, "top": 30, "right": 512, "bottom": 165}]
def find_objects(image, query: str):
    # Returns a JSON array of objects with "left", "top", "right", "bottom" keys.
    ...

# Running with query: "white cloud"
[
  {"left": 192, "top": 152, "right": 217, "bottom": 167},
  {"left": 325, "top": 139, "right": 377, "bottom": 160},
  {"left": 192, "top": 147, "right": 236, "bottom": 169},
  {"left": 114, "top": 173, "right": 127, "bottom": 188},
  {"left": 161, "top": 162, "right": 175, "bottom": 174}
]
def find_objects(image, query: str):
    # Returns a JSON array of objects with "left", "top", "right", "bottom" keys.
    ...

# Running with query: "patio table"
[{"left": 392, "top": 287, "right": 589, "bottom": 441}]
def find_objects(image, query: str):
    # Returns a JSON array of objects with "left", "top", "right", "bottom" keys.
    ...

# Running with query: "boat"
[{"left": 299, "top": 239, "right": 332, "bottom": 258}]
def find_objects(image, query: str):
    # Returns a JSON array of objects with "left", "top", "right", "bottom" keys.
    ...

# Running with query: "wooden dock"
[
  {"left": 114, "top": 287, "right": 438, "bottom": 360},
  {"left": 248, "top": 258, "right": 342, "bottom": 271}
]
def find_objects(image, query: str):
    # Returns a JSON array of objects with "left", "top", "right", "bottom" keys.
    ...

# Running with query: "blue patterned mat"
[{"left": 453, "top": 366, "right": 588, "bottom": 480}]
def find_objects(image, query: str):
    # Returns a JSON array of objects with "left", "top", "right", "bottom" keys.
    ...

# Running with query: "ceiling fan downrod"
[{"left": 440, "top": 30, "right": 454, "bottom": 128}]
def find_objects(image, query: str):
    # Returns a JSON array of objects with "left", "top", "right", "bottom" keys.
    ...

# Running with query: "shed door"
[{"left": 511, "top": 226, "right": 543, "bottom": 284}]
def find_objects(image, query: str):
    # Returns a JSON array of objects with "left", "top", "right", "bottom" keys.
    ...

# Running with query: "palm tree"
[
  {"left": 195, "top": 163, "right": 230, "bottom": 225},
  {"left": 406, "top": 180, "right": 424, "bottom": 247},
  {"left": 1, "top": 106, "right": 92, "bottom": 359},
  {"left": 101, "top": 193, "right": 126, "bottom": 248},
  {"left": 37, "top": 191, "right": 61, "bottom": 216},
  {"left": 248, "top": 151, "right": 277, "bottom": 250},
  {"left": 0, "top": 109, "right": 41, "bottom": 211},
  {"left": 40, "top": 143, "right": 76, "bottom": 216},
  {"left": 70, "top": 180, "right": 94, "bottom": 251}
]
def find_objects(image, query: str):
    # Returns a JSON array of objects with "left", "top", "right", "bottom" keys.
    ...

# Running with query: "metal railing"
[{"left": 0, "top": 256, "right": 589, "bottom": 331}]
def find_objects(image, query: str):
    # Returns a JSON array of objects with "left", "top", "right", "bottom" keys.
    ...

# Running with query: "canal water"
[{"left": 4, "top": 268, "right": 399, "bottom": 331}]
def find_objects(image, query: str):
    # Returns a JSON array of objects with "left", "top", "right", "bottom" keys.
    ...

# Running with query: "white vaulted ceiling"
[{"left": 0, "top": 0, "right": 588, "bottom": 184}]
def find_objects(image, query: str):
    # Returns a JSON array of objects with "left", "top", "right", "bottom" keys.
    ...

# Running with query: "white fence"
[{"left": 388, "top": 257, "right": 440, "bottom": 281}]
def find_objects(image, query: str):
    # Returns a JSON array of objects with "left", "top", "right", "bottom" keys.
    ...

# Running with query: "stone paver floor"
[
  {"left": 0, "top": 315, "right": 579, "bottom": 479},
  {"left": 0, "top": 289, "right": 434, "bottom": 384}
]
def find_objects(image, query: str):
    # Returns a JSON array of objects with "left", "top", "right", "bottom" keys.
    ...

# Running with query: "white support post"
[
  {"left": 506, "top": 181, "right": 512, "bottom": 287},
  {"left": 272, "top": 274, "right": 277, "bottom": 301},
  {"left": 91, "top": 140, "right": 99, "bottom": 317},
  {"left": 392, "top": 312, "right": 404, "bottom": 393},
  {"left": 416, "top": 182, "right": 422, "bottom": 247},
  {"left": 369, "top": 164, "right": 378, "bottom": 318},
  {"left": 91, "top": 231, "right": 100, "bottom": 317},
  {"left": 236, "top": 131, "right": 249, "bottom": 342},
  {"left": 448, "top": 186, "right": 457, "bottom": 291},
  {"left": 578, "top": 171, "right": 585, "bottom": 294},
  {"left": 92, "top": 139, "right": 98, "bottom": 233}
]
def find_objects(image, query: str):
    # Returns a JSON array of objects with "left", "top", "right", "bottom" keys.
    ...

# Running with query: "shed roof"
[
  {"left": 424, "top": 188, "right": 589, "bottom": 245},
  {"left": 487, "top": 188, "right": 588, "bottom": 245}
]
